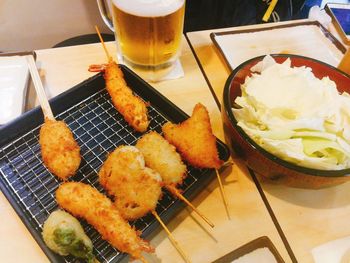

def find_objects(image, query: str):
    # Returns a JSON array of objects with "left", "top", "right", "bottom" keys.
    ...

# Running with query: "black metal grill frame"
[{"left": 0, "top": 66, "right": 230, "bottom": 263}]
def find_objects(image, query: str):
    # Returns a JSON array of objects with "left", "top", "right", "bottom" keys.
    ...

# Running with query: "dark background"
[{"left": 184, "top": 0, "right": 308, "bottom": 32}]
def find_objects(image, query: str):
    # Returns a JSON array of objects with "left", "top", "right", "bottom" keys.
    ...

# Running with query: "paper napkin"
[{"left": 311, "top": 236, "right": 350, "bottom": 263}]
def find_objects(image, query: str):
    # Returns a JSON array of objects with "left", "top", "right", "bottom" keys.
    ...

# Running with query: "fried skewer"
[
  {"left": 56, "top": 182, "right": 153, "bottom": 262},
  {"left": 99, "top": 146, "right": 162, "bottom": 221},
  {"left": 162, "top": 103, "right": 229, "bottom": 216},
  {"left": 136, "top": 131, "right": 215, "bottom": 228},
  {"left": 93, "top": 25, "right": 149, "bottom": 133},
  {"left": 26, "top": 56, "right": 81, "bottom": 180},
  {"left": 98, "top": 145, "right": 191, "bottom": 263}
]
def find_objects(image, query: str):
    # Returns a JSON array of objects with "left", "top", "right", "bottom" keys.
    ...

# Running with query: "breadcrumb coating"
[
  {"left": 104, "top": 62, "right": 149, "bottom": 132},
  {"left": 136, "top": 131, "right": 187, "bottom": 187},
  {"left": 39, "top": 119, "right": 81, "bottom": 180},
  {"left": 56, "top": 182, "right": 154, "bottom": 260},
  {"left": 162, "top": 103, "right": 223, "bottom": 169},
  {"left": 98, "top": 146, "right": 162, "bottom": 220}
]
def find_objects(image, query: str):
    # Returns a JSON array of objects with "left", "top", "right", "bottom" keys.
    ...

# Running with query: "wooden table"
[
  {"left": 0, "top": 38, "right": 292, "bottom": 262},
  {"left": 187, "top": 19, "right": 350, "bottom": 263}
]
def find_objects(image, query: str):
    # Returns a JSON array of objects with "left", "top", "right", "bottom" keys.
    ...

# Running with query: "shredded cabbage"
[{"left": 232, "top": 56, "right": 350, "bottom": 170}]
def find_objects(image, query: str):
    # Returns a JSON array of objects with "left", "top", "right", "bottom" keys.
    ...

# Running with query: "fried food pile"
[
  {"left": 162, "top": 103, "right": 223, "bottom": 169},
  {"left": 99, "top": 145, "right": 162, "bottom": 220},
  {"left": 41, "top": 98, "right": 224, "bottom": 262},
  {"left": 104, "top": 61, "right": 149, "bottom": 132},
  {"left": 39, "top": 119, "right": 81, "bottom": 180},
  {"left": 56, "top": 182, "right": 154, "bottom": 260}
]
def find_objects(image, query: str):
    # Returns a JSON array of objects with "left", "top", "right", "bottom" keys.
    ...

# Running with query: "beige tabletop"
[
  {"left": 187, "top": 19, "right": 350, "bottom": 263},
  {"left": 0, "top": 38, "right": 292, "bottom": 262}
]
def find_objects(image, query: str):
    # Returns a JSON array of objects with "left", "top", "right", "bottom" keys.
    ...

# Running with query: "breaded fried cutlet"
[
  {"left": 162, "top": 103, "right": 223, "bottom": 169},
  {"left": 56, "top": 182, "right": 154, "bottom": 260},
  {"left": 39, "top": 119, "right": 81, "bottom": 180},
  {"left": 104, "top": 62, "right": 149, "bottom": 132},
  {"left": 136, "top": 131, "right": 187, "bottom": 187},
  {"left": 98, "top": 146, "right": 162, "bottom": 221}
]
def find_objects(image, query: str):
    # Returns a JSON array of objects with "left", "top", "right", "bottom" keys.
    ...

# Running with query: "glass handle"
[{"left": 96, "top": 0, "right": 114, "bottom": 32}]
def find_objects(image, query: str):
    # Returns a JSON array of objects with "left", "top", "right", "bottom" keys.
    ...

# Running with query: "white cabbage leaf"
[{"left": 232, "top": 55, "right": 350, "bottom": 170}]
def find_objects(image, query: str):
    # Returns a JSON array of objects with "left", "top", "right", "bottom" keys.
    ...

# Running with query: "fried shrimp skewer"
[
  {"left": 26, "top": 56, "right": 81, "bottom": 180},
  {"left": 56, "top": 182, "right": 154, "bottom": 262},
  {"left": 93, "top": 26, "right": 149, "bottom": 133},
  {"left": 136, "top": 131, "right": 214, "bottom": 228},
  {"left": 162, "top": 103, "right": 229, "bottom": 216},
  {"left": 98, "top": 145, "right": 191, "bottom": 263},
  {"left": 104, "top": 61, "right": 149, "bottom": 132}
]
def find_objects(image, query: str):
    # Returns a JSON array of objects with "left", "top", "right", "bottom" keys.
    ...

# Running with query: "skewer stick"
[
  {"left": 223, "top": 160, "right": 234, "bottom": 167},
  {"left": 152, "top": 211, "right": 192, "bottom": 263},
  {"left": 215, "top": 169, "right": 230, "bottom": 218},
  {"left": 95, "top": 25, "right": 113, "bottom": 63},
  {"left": 166, "top": 185, "right": 214, "bottom": 228},
  {"left": 26, "top": 55, "right": 55, "bottom": 121}
]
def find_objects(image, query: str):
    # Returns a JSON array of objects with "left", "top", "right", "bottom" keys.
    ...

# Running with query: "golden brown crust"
[
  {"left": 98, "top": 146, "right": 161, "bottom": 220},
  {"left": 136, "top": 131, "right": 187, "bottom": 186},
  {"left": 56, "top": 182, "right": 154, "bottom": 259},
  {"left": 104, "top": 62, "right": 149, "bottom": 133},
  {"left": 39, "top": 119, "right": 81, "bottom": 180},
  {"left": 162, "top": 103, "right": 223, "bottom": 169}
]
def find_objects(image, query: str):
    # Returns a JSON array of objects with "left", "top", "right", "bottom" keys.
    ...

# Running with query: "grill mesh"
[{"left": 0, "top": 88, "right": 206, "bottom": 263}]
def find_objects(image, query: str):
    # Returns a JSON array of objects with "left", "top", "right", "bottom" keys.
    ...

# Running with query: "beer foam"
[{"left": 112, "top": 0, "right": 184, "bottom": 17}]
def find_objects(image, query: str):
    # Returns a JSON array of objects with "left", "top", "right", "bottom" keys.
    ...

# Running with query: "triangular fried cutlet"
[{"left": 162, "top": 103, "right": 223, "bottom": 169}]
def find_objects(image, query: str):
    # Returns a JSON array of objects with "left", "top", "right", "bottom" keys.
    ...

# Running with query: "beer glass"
[{"left": 97, "top": 0, "right": 185, "bottom": 81}]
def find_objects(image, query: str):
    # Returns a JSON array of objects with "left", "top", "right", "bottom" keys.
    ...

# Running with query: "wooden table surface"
[
  {"left": 186, "top": 19, "right": 350, "bottom": 263},
  {"left": 0, "top": 38, "right": 292, "bottom": 262}
]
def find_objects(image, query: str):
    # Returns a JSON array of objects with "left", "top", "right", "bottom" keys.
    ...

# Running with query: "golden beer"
[{"left": 111, "top": 0, "right": 185, "bottom": 75}]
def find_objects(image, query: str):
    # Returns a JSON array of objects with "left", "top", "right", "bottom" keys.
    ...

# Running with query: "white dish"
[{"left": 0, "top": 55, "right": 30, "bottom": 125}]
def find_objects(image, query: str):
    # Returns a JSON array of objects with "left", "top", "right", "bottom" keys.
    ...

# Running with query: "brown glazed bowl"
[{"left": 221, "top": 54, "right": 350, "bottom": 189}]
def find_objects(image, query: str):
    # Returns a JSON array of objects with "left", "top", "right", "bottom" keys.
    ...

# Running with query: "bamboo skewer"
[
  {"left": 215, "top": 169, "right": 230, "bottom": 218},
  {"left": 166, "top": 185, "right": 214, "bottom": 228},
  {"left": 26, "top": 55, "right": 55, "bottom": 120},
  {"left": 152, "top": 211, "right": 192, "bottom": 263},
  {"left": 95, "top": 25, "right": 113, "bottom": 63}
]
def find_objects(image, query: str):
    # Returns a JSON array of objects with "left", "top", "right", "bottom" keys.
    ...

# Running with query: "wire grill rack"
[{"left": 0, "top": 69, "right": 229, "bottom": 263}]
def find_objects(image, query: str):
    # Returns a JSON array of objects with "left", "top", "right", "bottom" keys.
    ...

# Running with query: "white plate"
[{"left": 0, "top": 55, "right": 30, "bottom": 125}]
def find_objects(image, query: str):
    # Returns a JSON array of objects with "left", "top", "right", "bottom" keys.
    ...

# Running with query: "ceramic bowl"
[{"left": 221, "top": 54, "right": 350, "bottom": 188}]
